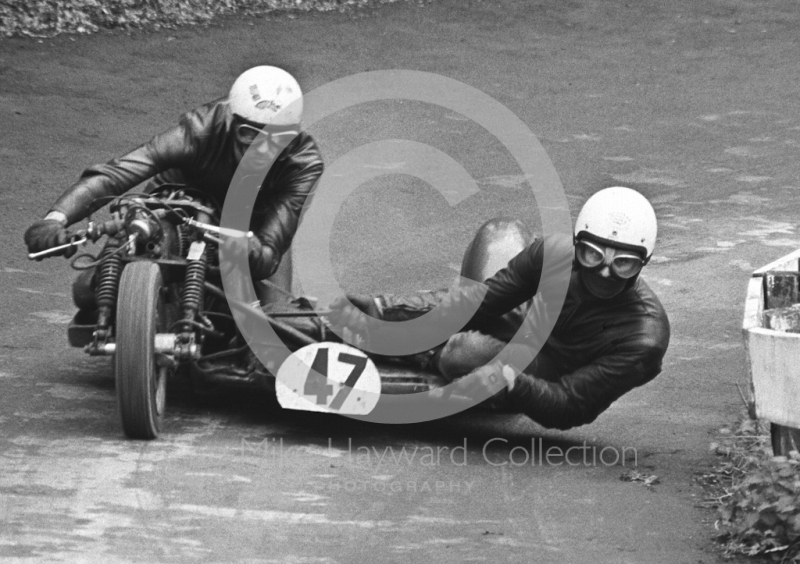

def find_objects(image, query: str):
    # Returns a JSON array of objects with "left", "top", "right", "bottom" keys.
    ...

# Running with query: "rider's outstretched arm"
[
  {"left": 47, "top": 100, "right": 231, "bottom": 225},
  {"left": 48, "top": 125, "right": 194, "bottom": 225}
]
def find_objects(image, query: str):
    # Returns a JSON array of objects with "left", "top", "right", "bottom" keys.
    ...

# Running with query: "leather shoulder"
[{"left": 177, "top": 97, "right": 232, "bottom": 139}]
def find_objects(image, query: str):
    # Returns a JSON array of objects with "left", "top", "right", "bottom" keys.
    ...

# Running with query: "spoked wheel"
[
  {"left": 771, "top": 423, "right": 800, "bottom": 456},
  {"left": 115, "top": 261, "right": 167, "bottom": 439}
]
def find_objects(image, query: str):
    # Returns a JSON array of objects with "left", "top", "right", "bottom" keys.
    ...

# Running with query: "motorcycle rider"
[
  {"left": 328, "top": 187, "right": 670, "bottom": 430},
  {"left": 23, "top": 65, "right": 323, "bottom": 307}
]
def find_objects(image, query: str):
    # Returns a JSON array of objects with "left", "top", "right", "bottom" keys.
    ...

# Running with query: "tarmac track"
[{"left": 1, "top": 0, "right": 800, "bottom": 562}]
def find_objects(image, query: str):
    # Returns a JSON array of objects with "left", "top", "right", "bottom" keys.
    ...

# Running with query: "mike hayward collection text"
[{"left": 240, "top": 437, "right": 639, "bottom": 468}]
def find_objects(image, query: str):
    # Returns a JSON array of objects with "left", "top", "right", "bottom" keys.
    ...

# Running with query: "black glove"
[
  {"left": 247, "top": 237, "right": 277, "bottom": 280},
  {"left": 219, "top": 233, "right": 277, "bottom": 280},
  {"left": 24, "top": 219, "right": 76, "bottom": 259}
]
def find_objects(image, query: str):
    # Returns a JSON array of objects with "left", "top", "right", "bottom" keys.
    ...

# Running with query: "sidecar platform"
[{"left": 191, "top": 343, "right": 449, "bottom": 396}]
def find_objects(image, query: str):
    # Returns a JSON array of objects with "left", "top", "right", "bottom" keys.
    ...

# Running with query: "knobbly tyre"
[{"left": 28, "top": 185, "right": 451, "bottom": 439}]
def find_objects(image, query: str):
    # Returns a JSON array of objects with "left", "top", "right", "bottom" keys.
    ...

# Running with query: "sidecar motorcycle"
[
  {"left": 31, "top": 186, "right": 316, "bottom": 438},
  {"left": 31, "top": 185, "right": 448, "bottom": 440}
]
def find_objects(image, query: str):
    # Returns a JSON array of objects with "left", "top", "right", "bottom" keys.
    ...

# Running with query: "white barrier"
[{"left": 742, "top": 249, "right": 800, "bottom": 447}]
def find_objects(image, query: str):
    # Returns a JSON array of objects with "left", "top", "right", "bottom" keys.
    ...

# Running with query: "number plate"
[{"left": 276, "top": 343, "right": 381, "bottom": 415}]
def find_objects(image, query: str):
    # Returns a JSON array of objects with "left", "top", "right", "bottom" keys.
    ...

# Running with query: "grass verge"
[
  {"left": 0, "top": 0, "right": 422, "bottom": 38},
  {"left": 696, "top": 415, "right": 800, "bottom": 562}
]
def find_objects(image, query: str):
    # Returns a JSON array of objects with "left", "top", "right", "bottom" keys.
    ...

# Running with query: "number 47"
[{"left": 303, "top": 347, "right": 368, "bottom": 410}]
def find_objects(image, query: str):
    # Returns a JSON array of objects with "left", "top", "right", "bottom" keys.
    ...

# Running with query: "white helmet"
[
  {"left": 574, "top": 186, "right": 657, "bottom": 259},
  {"left": 228, "top": 66, "right": 303, "bottom": 127}
]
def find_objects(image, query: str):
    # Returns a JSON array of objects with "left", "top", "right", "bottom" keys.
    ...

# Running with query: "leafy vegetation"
[
  {"left": 697, "top": 416, "right": 800, "bottom": 562},
  {"left": 0, "top": 0, "right": 417, "bottom": 38}
]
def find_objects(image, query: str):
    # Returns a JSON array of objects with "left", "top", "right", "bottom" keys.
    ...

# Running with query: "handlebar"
[
  {"left": 27, "top": 213, "right": 252, "bottom": 261},
  {"left": 28, "top": 190, "right": 224, "bottom": 261}
]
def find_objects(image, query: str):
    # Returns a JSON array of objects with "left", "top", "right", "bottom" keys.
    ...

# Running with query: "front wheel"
[{"left": 115, "top": 261, "right": 167, "bottom": 439}]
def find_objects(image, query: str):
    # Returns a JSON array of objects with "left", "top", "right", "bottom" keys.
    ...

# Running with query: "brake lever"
[{"left": 27, "top": 216, "right": 125, "bottom": 261}]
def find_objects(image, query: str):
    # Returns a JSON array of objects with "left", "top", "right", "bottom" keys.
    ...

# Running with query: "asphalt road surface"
[{"left": 2, "top": 0, "right": 800, "bottom": 562}]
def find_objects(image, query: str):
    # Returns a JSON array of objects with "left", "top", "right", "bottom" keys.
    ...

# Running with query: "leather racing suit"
[
  {"left": 372, "top": 233, "right": 671, "bottom": 430},
  {"left": 49, "top": 97, "right": 324, "bottom": 280}
]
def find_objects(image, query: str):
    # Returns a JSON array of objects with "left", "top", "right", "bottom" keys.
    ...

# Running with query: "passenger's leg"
[{"left": 435, "top": 330, "right": 506, "bottom": 380}]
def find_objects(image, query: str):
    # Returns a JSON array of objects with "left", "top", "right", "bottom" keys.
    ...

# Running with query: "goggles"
[
  {"left": 575, "top": 240, "right": 644, "bottom": 280},
  {"left": 234, "top": 123, "right": 299, "bottom": 148}
]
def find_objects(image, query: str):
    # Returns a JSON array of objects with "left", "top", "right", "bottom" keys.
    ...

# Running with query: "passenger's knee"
[{"left": 437, "top": 331, "right": 506, "bottom": 380}]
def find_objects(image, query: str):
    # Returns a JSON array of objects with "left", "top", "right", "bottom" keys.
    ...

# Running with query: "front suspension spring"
[
  {"left": 176, "top": 224, "right": 191, "bottom": 257},
  {"left": 181, "top": 251, "right": 207, "bottom": 327},
  {"left": 94, "top": 238, "right": 123, "bottom": 331}
]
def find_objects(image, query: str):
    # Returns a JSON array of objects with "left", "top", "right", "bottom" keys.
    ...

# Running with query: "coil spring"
[
  {"left": 96, "top": 240, "right": 123, "bottom": 309},
  {"left": 176, "top": 224, "right": 190, "bottom": 257},
  {"left": 181, "top": 252, "right": 206, "bottom": 320},
  {"left": 206, "top": 238, "right": 218, "bottom": 269}
]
